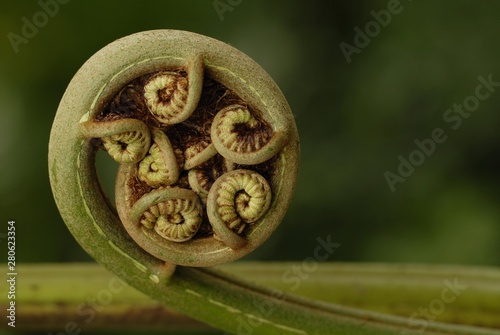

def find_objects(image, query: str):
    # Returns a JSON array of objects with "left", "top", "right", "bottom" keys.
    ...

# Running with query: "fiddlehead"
[
  {"left": 49, "top": 29, "right": 310, "bottom": 335},
  {"left": 75, "top": 39, "right": 297, "bottom": 266},
  {"left": 211, "top": 104, "right": 289, "bottom": 165},
  {"left": 143, "top": 55, "right": 203, "bottom": 125},
  {"left": 207, "top": 169, "right": 272, "bottom": 249},
  {"left": 131, "top": 188, "right": 203, "bottom": 243},
  {"left": 144, "top": 72, "right": 189, "bottom": 123},
  {"left": 50, "top": 29, "right": 499, "bottom": 335},
  {"left": 57, "top": 28, "right": 299, "bottom": 267}
]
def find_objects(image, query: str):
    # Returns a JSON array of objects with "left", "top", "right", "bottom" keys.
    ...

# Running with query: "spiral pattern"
[
  {"left": 138, "top": 130, "right": 180, "bottom": 187},
  {"left": 80, "top": 118, "right": 151, "bottom": 164},
  {"left": 102, "top": 130, "right": 150, "bottom": 163},
  {"left": 217, "top": 170, "right": 271, "bottom": 227},
  {"left": 211, "top": 104, "right": 289, "bottom": 165},
  {"left": 79, "top": 53, "right": 290, "bottom": 261},
  {"left": 207, "top": 169, "right": 272, "bottom": 249},
  {"left": 54, "top": 30, "right": 298, "bottom": 270},
  {"left": 213, "top": 106, "right": 270, "bottom": 153},
  {"left": 144, "top": 72, "right": 190, "bottom": 124},
  {"left": 138, "top": 144, "right": 174, "bottom": 186},
  {"left": 138, "top": 193, "right": 202, "bottom": 243}
]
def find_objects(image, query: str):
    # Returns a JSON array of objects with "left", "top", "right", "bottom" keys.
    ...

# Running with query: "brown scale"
[
  {"left": 232, "top": 111, "right": 273, "bottom": 152},
  {"left": 193, "top": 154, "right": 228, "bottom": 192},
  {"left": 176, "top": 171, "right": 190, "bottom": 189},
  {"left": 234, "top": 154, "right": 277, "bottom": 183},
  {"left": 166, "top": 77, "right": 240, "bottom": 153},
  {"left": 194, "top": 211, "right": 215, "bottom": 239},
  {"left": 95, "top": 81, "right": 146, "bottom": 122},
  {"left": 127, "top": 171, "right": 154, "bottom": 206}
]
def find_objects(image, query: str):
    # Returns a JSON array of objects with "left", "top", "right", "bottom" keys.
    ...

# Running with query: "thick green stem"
[{"left": 5, "top": 262, "right": 500, "bottom": 333}]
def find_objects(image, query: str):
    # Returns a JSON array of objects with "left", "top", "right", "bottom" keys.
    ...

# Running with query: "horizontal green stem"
[{"left": 2, "top": 262, "right": 500, "bottom": 333}]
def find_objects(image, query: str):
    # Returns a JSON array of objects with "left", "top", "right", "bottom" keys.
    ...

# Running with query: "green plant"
[{"left": 48, "top": 30, "right": 500, "bottom": 335}]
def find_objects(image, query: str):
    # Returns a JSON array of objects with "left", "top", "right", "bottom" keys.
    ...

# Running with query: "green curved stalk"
[
  {"left": 47, "top": 30, "right": 500, "bottom": 335},
  {"left": 6, "top": 262, "right": 500, "bottom": 333}
]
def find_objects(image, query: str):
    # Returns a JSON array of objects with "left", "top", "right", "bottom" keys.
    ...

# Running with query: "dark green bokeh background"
[{"left": 1, "top": 0, "right": 500, "bottom": 272}]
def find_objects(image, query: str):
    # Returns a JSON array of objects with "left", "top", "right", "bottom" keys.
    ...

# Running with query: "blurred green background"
[{"left": 1, "top": 0, "right": 500, "bottom": 328}]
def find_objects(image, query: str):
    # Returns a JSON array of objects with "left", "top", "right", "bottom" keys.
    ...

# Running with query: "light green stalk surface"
[{"left": 3, "top": 262, "right": 500, "bottom": 334}]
